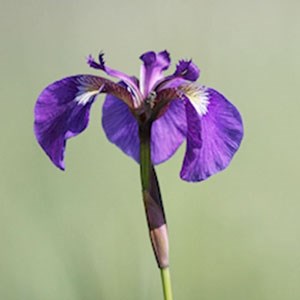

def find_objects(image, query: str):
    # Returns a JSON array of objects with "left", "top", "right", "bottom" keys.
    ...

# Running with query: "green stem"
[
  {"left": 139, "top": 122, "right": 174, "bottom": 300},
  {"left": 139, "top": 125, "right": 151, "bottom": 191},
  {"left": 161, "top": 267, "right": 173, "bottom": 300}
]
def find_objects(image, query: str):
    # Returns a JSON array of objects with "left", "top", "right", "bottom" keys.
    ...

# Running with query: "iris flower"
[
  {"left": 34, "top": 50, "right": 243, "bottom": 181},
  {"left": 34, "top": 50, "right": 243, "bottom": 300}
]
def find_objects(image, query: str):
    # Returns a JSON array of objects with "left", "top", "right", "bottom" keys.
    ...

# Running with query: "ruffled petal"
[
  {"left": 154, "top": 60, "right": 200, "bottom": 91},
  {"left": 139, "top": 50, "right": 171, "bottom": 97},
  {"left": 180, "top": 88, "right": 243, "bottom": 182},
  {"left": 102, "top": 95, "right": 187, "bottom": 164},
  {"left": 34, "top": 75, "right": 118, "bottom": 170},
  {"left": 173, "top": 60, "right": 200, "bottom": 82}
]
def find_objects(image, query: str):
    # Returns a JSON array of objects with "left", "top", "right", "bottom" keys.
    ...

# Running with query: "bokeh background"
[{"left": 1, "top": 0, "right": 300, "bottom": 299}]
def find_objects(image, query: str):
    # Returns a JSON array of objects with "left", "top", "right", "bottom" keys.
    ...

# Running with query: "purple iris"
[{"left": 34, "top": 50, "right": 243, "bottom": 182}]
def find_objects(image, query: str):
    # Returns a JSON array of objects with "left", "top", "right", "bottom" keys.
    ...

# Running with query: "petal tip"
[
  {"left": 159, "top": 50, "right": 171, "bottom": 69},
  {"left": 175, "top": 59, "right": 200, "bottom": 81},
  {"left": 140, "top": 51, "right": 156, "bottom": 65},
  {"left": 86, "top": 52, "right": 105, "bottom": 70},
  {"left": 56, "top": 160, "right": 65, "bottom": 171},
  {"left": 180, "top": 169, "right": 212, "bottom": 182}
]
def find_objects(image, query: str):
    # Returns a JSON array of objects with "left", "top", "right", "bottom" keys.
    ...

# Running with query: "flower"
[{"left": 34, "top": 50, "right": 243, "bottom": 182}]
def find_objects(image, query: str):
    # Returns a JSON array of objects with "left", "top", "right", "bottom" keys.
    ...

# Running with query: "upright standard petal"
[
  {"left": 102, "top": 95, "right": 187, "bottom": 164},
  {"left": 180, "top": 87, "right": 243, "bottom": 182},
  {"left": 34, "top": 75, "right": 131, "bottom": 170},
  {"left": 139, "top": 51, "right": 171, "bottom": 97}
]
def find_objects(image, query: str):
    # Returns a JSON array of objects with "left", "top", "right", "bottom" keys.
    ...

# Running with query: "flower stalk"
[
  {"left": 139, "top": 122, "right": 173, "bottom": 300},
  {"left": 139, "top": 122, "right": 152, "bottom": 191},
  {"left": 34, "top": 50, "right": 243, "bottom": 300}
]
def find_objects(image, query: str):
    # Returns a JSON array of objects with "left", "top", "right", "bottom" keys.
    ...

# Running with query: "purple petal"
[
  {"left": 180, "top": 88, "right": 243, "bottom": 182},
  {"left": 151, "top": 99, "right": 187, "bottom": 164},
  {"left": 86, "top": 54, "right": 103, "bottom": 70},
  {"left": 173, "top": 60, "right": 200, "bottom": 81},
  {"left": 139, "top": 50, "right": 171, "bottom": 97},
  {"left": 102, "top": 94, "right": 140, "bottom": 162},
  {"left": 155, "top": 60, "right": 200, "bottom": 91},
  {"left": 87, "top": 53, "right": 142, "bottom": 106},
  {"left": 102, "top": 95, "right": 186, "bottom": 164},
  {"left": 34, "top": 75, "right": 107, "bottom": 169}
]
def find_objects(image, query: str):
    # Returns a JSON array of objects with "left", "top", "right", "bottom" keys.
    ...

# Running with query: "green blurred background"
[{"left": 1, "top": 0, "right": 300, "bottom": 299}]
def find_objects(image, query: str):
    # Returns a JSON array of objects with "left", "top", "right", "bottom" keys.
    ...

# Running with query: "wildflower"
[
  {"left": 34, "top": 50, "right": 243, "bottom": 182},
  {"left": 34, "top": 50, "right": 243, "bottom": 300}
]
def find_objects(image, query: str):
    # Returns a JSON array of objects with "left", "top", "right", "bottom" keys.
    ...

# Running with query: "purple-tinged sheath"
[{"left": 34, "top": 50, "right": 243, "bottom": 182}]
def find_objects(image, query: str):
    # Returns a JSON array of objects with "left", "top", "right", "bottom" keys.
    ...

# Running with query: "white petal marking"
[
  {"left": 182, "top": 83, "right": 210, "bottom": 116},
  {"left": 74, "top": 77, "right": 105, "bottom": 105},
  {"left": 74, "top": 90, "right": 99, "bottom": 105}
]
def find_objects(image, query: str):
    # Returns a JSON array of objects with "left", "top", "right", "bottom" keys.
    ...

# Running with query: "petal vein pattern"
[
  {"left": 34, "top": 75, "right": 127, "bottom": 169},
  {"left": 102, "top": 95, "right": 187, "bottom": 164},
  {"left": 182, "top": 84, "right": 210, "bottom": 116},
  {"left": 34, "top": 50, "right": 243, "bottom": 181},
  {"left": 180, "top": 88, "right": 243, "bottom": 182},
  {"left": 139, "top": 51, "right": 171, "bottom": 97}
]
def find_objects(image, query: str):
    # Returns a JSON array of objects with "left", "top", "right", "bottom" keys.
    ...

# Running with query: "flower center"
[{"left": 145, "top": 91, "right": 157, "bottom": 109}]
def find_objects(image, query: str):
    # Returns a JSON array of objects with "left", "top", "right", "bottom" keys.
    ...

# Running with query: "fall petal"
[{"left": 180, "top": 88, "right": 243, "bottom": 182}]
